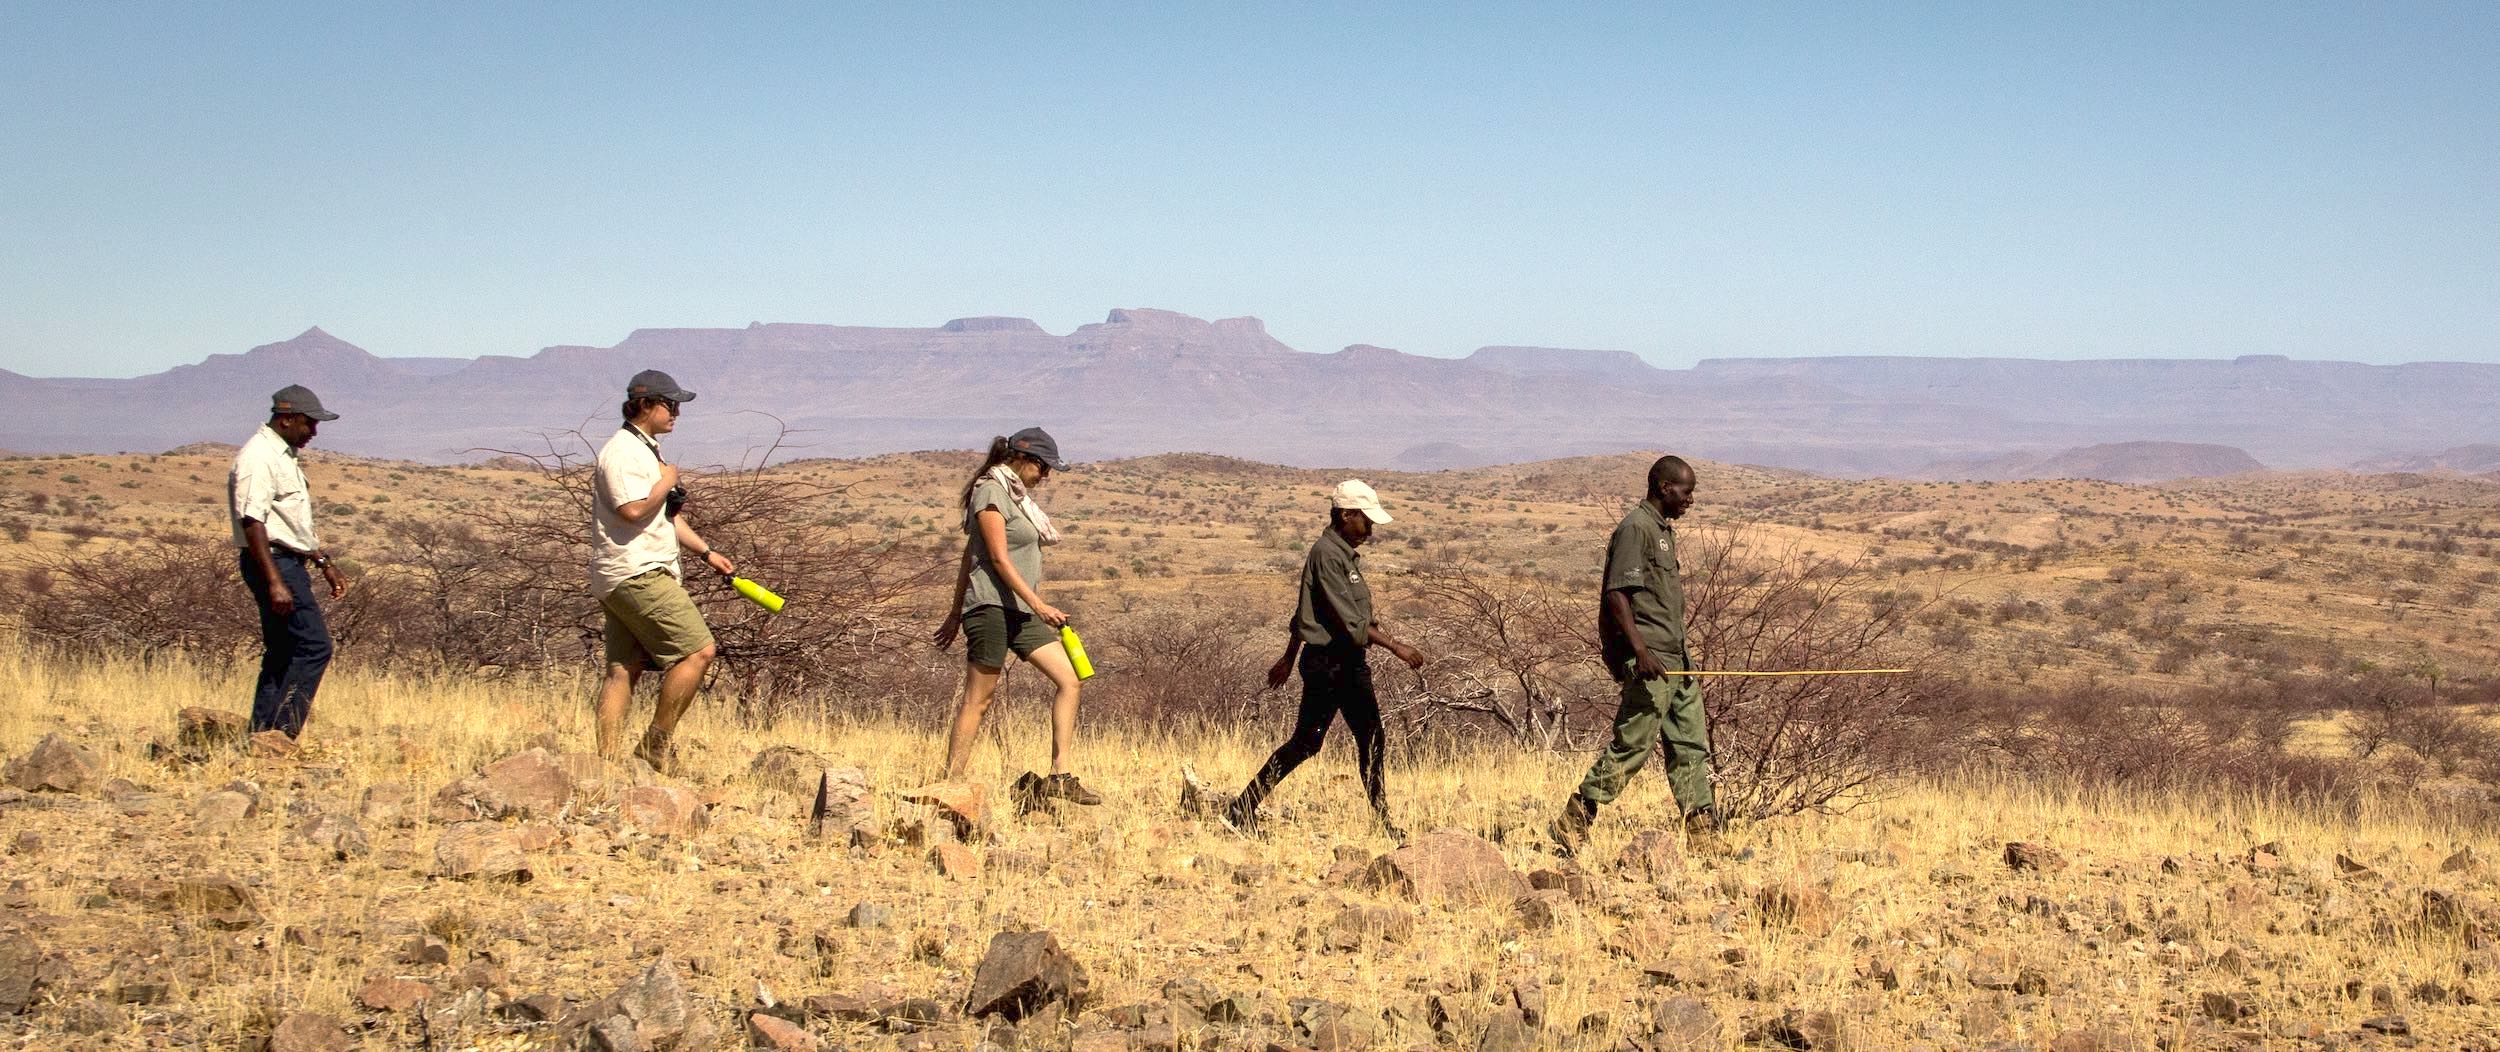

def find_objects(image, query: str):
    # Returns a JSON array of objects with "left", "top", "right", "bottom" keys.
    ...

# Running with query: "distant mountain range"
[{"left": 11, "top": 309, "right": 2498, "bottom": 479}]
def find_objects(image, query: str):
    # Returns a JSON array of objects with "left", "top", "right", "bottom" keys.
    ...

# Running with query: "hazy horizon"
[{"left": 5, "top": 3, "right": 2496, "bottom": 375}]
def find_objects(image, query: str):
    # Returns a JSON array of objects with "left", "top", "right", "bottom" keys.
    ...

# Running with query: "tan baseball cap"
[{"left": 1330, "top": 479, "right": 1393, "bottom": 524}]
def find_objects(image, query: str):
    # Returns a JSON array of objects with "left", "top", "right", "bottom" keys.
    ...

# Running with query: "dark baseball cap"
[
  {"left": 626, "top": 369, "right": 696, "bottom": 402},
  {"left": 1007, "top": 426, "right": 1069, "bottom": 471},
  {"left": 270, "top": 384, "right": 340, "bottom": 421}
]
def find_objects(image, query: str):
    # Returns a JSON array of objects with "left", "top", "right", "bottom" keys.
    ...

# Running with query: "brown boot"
[
  {"left": 1548, "top": 794, "right": 1597, "bottom": 857},
  {"left": 1684, "top": 805, "right": 1733, "bottom": 856}
]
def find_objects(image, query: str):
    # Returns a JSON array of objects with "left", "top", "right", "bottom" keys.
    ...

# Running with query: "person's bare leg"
[
  {"left": 1022, "top": 644, "right": 1083, "bottom": 776},
  {"left": 944, "top": 663, "right": 1004, "bottom": 779},
  {"left": 639, "top": 644, "right": 715, "bottom": 766},
  {"left": 595, "top": 663, "right": 642, "bottom": 758}
]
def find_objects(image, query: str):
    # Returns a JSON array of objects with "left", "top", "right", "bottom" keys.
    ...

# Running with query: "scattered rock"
[
  {"left": 1527, "top": 863, "right": 1596, "bottom": 904},
  {"left": 3, "top": 733, "right": 101, "bottom": 793},
  {"left": 584, "top": 953, "right": 716, "bottom": 1050},
  {"left": 620, "top": 785, "right": 709, "bottom": 838},
  {"left": 900, "top": 781, "right": 989, "bottom": 839},
  {"left": 748, "top": 745, "right": 830, "bottom": 796},
  {"left": 1755, "top": 881, "right": 1837, "bottom": 937},
  {"left": 401, "top": 934, "right": 454, "bottom": 966},
  {"left": 357, "top": 975, "right": 434, "bottom": 1011},
  {"left": 2200, "top": 990, "right": 2256, "bottom": 1022},
  {"left": 1326, "top": 905, "right": 1416, "bottom": 951},
  {"left": 1476, "top": 1007, "right": 1534, "bottom": 1051},
  {"left": 1361, "top": 830, "right": 1528, "bottom": 902},
  {"left": 2004, "top": 842, "right": 2067, "bottom": 873},
  {"left": 2333, "top": 853, "right": 2377, "bottom": 880},
  {"left": 166, "top": 874, "right": 262, "bottom": 929},
  {"left": 497, "top": 993, "right": 566, "bottom": 1022},
  {"left": 267, "top": 1011, "right": 351, "bottom": 1052},
  {"left": 2359, "top": 1015, "right": 2409, "bottom": 1036},
  {"left": 1512, "top": 891, "right": 1562, "bottom": 931},
  {"left": 748, "top": 1011, "right": 822, "bottom": 1051},
  {"left": 848, "top": 902, "right": 896, "bottom": 929},
  {"left": 191, "top": 788, "right": 258, "bottom": 835},
  {"left": 1648, "top": 996, "right": 1722, "bottom": 1049},
  {"left": 1615, "top": 829, "right": 1687, "bottom": 883},
  {"left": 0, "top": 931, "right": 37, "bottom": 1014},
  {"left": 434, "top": 748, "right": 575, "bottom": 821},
  {"left": 177, "top": 707, "right": 250, "bottom": 751},
  {"left": 809, "top": 767, "right": 869, "bottom": 844},
  {"left": 248, "top": 730, "right": 300, "bottom": 760},
  {"left": 434, "top": 822, "right": 533, "bottom": 883},
  {"left": 932, "top": 842, "right": 980, "bottom": 880},
  {"left": 1753, "top": 1008, "right": 1841, "bottom": 1050},
  {"left": 2440, "top": 846, "right": 2481, "bottom": 874},
  {"left": 294, "top": 812, "right": 372, "bottom": 860},
  {"left": 965, "top": 930, "right": 1089, "bottom": 1021}
]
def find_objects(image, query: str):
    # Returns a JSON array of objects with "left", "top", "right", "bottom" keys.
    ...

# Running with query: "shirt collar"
[
  {"left": 257, "top": 424, "right": 300, "bottom": 459},
  {"left": 1320, "top": 524, "right": 1359, "bottom": 559},
  {"left": 1637, "top": 499, "right": 1672, "bottom": 532}
]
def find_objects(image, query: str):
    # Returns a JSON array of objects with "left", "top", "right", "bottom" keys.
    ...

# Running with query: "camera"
[{"left": 664, "top": 485, "right": 687, "bottom": 519}]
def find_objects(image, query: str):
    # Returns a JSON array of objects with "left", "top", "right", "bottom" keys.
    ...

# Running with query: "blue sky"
[{"left": 3, "top": 2, "right": 2494, "bottom": 376}]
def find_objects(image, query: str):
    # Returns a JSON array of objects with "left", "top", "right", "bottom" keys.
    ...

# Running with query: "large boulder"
[
  {"left": 1362, "top": 831, "right": 1528, "bottom": 902},
  {"left": 965, "top": 931, "right": 1090, "bottom": 1021},
  {"left": 268, "top": 1012, "right": 351, "bottom": 1052},
  {"left": 3, "top": 733, "right": 101, "bottom": 793}
]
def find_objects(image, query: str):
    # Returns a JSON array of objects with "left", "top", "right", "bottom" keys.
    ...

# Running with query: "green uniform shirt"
[
  {"left": 1600, "top": 499, "right": 1686, "bottom": 668},
  {"left": 1292, "top": 526, "right": 1373, "bottom": 649},
  {"left": 962, "top": 477, "right": 1044, "bottom": 614}
]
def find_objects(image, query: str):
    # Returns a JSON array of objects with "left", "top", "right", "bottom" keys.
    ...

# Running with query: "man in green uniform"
[{"left": 1550, "top": 455, "right": 1721, "bottom": 855}]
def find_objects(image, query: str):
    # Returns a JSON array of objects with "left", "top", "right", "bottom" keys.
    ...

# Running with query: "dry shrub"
[{"left": 1679, "top": 527, "right": 1941, "bottom": 819}]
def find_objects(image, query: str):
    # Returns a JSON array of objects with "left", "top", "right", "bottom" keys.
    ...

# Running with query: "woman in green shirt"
[{"left": 931, "top": 427, "right": 1101, "bottom": 805}]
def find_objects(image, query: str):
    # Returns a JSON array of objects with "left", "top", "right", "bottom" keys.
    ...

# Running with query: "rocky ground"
[{"left": 0, "top": 651, "right": 2496, "bottom": 1051}]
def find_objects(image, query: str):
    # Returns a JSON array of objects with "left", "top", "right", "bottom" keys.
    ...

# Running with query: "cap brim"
[
  {"left": 305, "top": 409, "right": 341, "bottom": 421},
  {"left": 1361, "top": 506, "right": 1393, "bottom": 524}
]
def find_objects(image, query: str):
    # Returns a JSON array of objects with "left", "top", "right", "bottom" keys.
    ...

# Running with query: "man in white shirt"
[
  {"left": 592, "top": 369, "right": 737, "bottom": 770},
  {"left": 230, "top": 384, "right": 349, "bottom": 739}
]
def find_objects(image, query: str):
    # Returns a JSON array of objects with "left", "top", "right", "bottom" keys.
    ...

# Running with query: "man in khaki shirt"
[
  {"left": 229, "top": 384, "right": 349, "bottom": 739},
  {"left": 590, "top": 369, "right": 737, "bottom": 770}
]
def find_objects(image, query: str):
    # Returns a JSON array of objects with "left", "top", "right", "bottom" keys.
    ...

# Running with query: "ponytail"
[{"left": 958, "top": 436, "right": 1015, "bottom": 515}]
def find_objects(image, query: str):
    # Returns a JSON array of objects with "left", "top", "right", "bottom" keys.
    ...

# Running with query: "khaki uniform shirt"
[
  {"left": 961, "top": 476, "right": 1044, "bottom": 614},
  {"left": 590, "top": 426, "right": 680, "bottom": 599},
  {"left": 1600, "top": 500, "right": 1686, "bottom": 668},
  {"left": 229, "top": 425, "right": 319, "bottom": 552},
  {"left": 1292, "top": 526, "right": 1373, "bottom": 649}
]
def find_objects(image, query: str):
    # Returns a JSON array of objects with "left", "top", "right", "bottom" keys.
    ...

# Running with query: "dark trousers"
[
  {"left": 238, "top": 550, "right": 333, "bottom": 738},
  {"left": 1238, "top": 645, "right": 1389, "bottom": 817}
]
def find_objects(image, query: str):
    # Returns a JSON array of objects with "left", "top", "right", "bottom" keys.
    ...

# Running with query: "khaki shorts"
[
  {"left": 602, "top": 569, "right": 714, "bottom": 670},
  {"left": 964, "top": 604, "right": 1058, "bottom": 669}
]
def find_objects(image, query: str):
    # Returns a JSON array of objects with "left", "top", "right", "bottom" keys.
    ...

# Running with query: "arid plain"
[{"left": 1, "top": 446, "right": 2495, "bottom": 1050}]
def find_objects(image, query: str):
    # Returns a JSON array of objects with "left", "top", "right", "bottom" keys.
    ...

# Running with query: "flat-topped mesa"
[
  {"left": 1072, "top": 308, "right": 1291, "bottom": 357},
  {"left": 941, "top": 317, "right": 1047, "bottom": 334},
  {"left": 1465, "top": 345, "right": 1653, "bottom": 376},
  {"left": 1332, "top": 344, "right": 1411, "bottom": 361}
]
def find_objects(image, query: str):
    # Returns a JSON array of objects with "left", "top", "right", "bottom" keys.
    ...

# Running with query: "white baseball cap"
[{"left": 1330, "top": 479, "right": 1393, "bottom": 524}]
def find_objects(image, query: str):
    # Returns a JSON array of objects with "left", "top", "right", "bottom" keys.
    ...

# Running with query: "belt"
[{"left": 270, "top": 545, "right": 312, "bottom": 560}]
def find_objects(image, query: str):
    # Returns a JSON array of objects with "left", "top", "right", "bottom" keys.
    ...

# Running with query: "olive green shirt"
[
  {"left": 961, "top": 477, "right": 1044, "bottom": 614},
  {"left": 1292, "top": 526, "right": 1373, "bottom": 649},
  {"left": 1600, "top": 499, "right": 1686, "bottom": 669}
]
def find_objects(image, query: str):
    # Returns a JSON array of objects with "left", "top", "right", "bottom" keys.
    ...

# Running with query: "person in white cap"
[
  {"left": 230, "top": 384, "right": 348, "bottom": 739},
  {"left": 1223, "top": 479, "right": 1426, "bottom": 842}
]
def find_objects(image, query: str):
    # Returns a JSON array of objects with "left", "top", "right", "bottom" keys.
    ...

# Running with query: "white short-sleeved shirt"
[
  {"left": 590, "top": 426, "right": 679, "bottom": 598},
  {"left": 229, "top": 425, "right": 320, "bottom": 552}
]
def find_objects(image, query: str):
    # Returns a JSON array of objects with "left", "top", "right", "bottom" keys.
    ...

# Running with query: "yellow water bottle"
[
  {"left": 1059, "top": 625, "right": 1095, "bottom": 680},
  {"left": 731, "top": 577, "right": 786, "bottom": 612}
]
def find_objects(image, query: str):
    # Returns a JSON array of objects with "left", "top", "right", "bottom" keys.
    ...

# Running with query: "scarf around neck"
[{"left": 982, "top": 464, "right": 1060, "bottom": 544}]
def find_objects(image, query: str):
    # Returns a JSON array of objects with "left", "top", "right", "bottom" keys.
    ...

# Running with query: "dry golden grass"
[{"left": 3, "top": 644, "right": 2496, "bottom": 1049}]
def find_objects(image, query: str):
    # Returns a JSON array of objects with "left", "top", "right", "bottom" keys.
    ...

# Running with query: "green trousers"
[{"left": 1577, "top": 650, "right": 1715, "bottom": 814}]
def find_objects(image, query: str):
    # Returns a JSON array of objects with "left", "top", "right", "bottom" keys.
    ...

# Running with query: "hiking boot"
[
  {"left": 1042, "top": 772, "right": 1103, "bottom": 806},
  {"left": 1219, "top": 795, "right": 1263, "bottom": 838},
  {"left": 1376, "top": 817, "right": 1410, "bottom": 847},
  {"left": 1684, "top": 805, "right": 1733, "bottom": 856},
  {"left": 631, "top": 733, "right": 673, "bottom": 775},
  {"left": 1548, "top": 794, "right": 1597, "bottom": 857}
]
